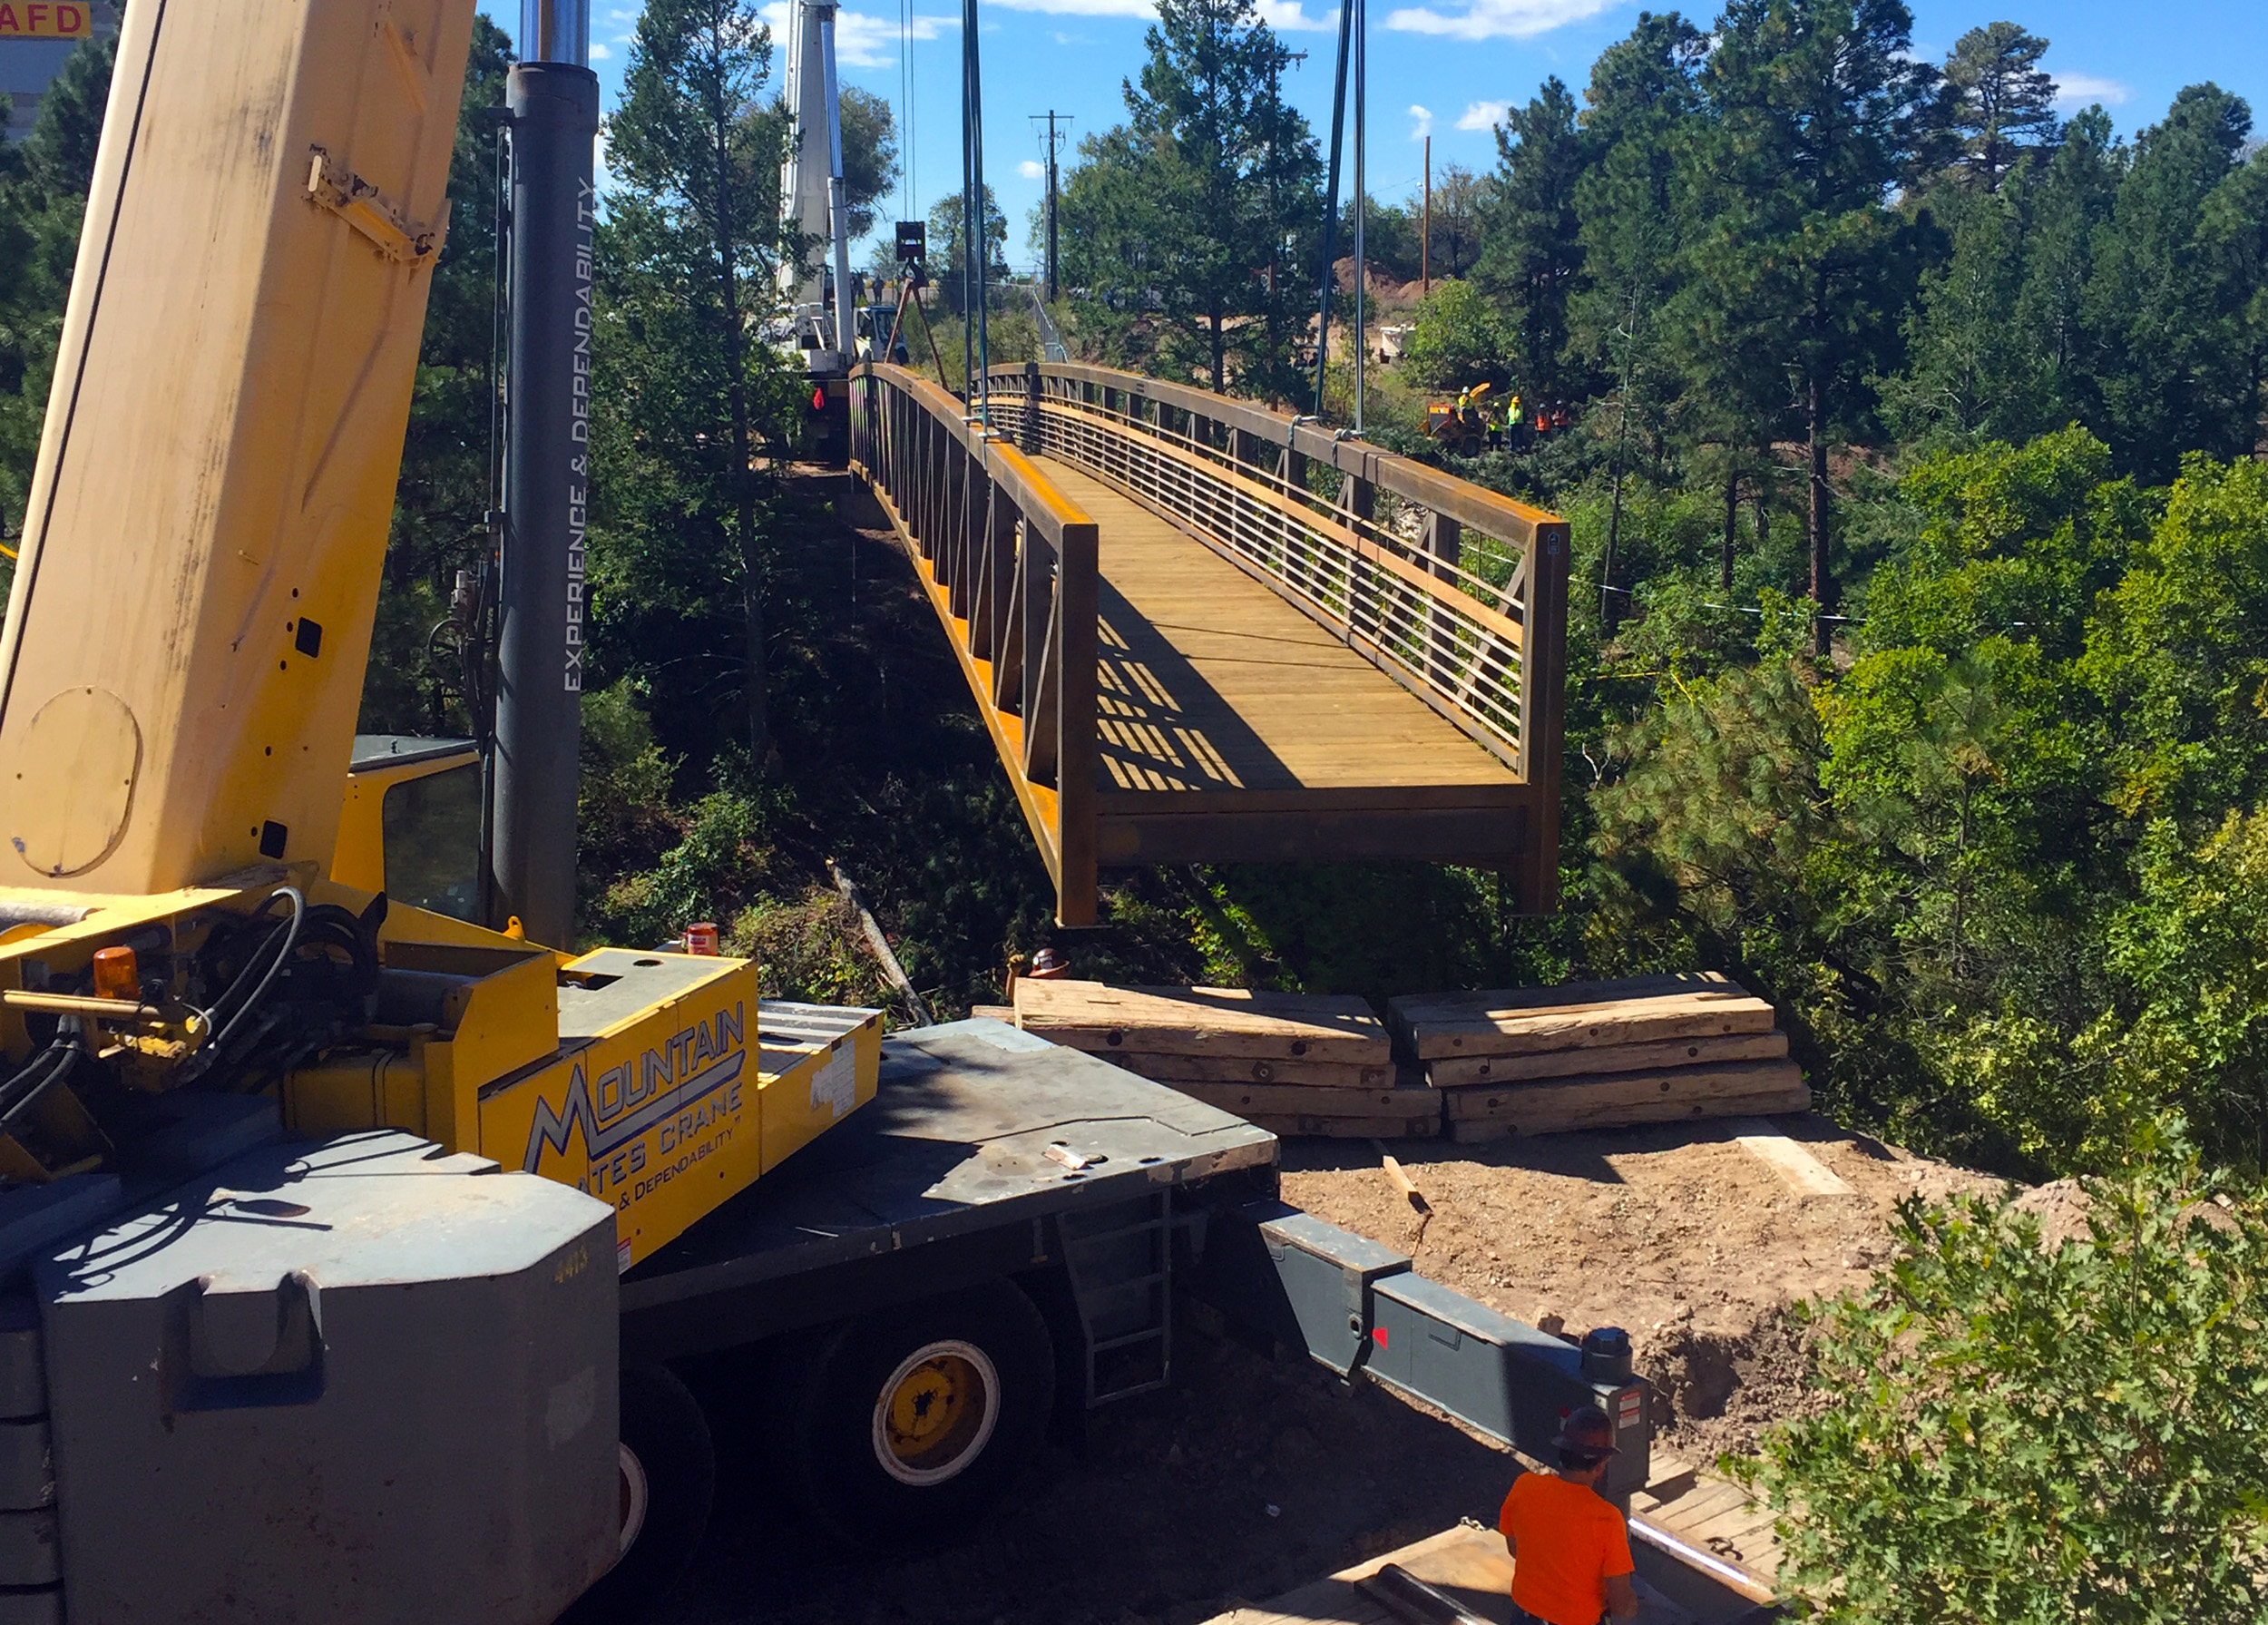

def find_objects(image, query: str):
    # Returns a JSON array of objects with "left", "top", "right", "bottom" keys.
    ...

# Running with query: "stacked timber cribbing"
[
  {"left": 1012, "top": 980, "right": 1439, "bottom": 1138},
  {"left": 1388, "top": 973, "right": 1807, "bottom": 1142}
]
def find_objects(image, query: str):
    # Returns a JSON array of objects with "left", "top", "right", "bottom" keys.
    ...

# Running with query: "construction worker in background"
[
  {"left": 1003, "top": 945, "right": 1070, "bottom": 1003},
  {"left": 1497, "top": 1406, "right": 1640, "bottom": 1625}
]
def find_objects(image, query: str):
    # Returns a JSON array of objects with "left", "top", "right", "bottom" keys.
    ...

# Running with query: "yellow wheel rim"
[{"left": 872, "top": 1339, "right": 1000, "bottom": 1486}]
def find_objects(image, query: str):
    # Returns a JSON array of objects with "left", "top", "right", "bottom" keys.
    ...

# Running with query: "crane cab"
[{"left": 332, "top": 734, "right": 482, "bottom": 920}]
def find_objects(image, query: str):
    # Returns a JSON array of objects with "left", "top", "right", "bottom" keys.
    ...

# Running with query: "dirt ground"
[
  {"left": 1280, "top": 1113, "right": 2004, "bottom": 1464},
  {"left": 653, "top": 1112, "right": 2007, "bottom": 1624}
]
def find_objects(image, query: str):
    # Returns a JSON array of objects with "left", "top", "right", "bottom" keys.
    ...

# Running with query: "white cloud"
[
  {"left": 606, "top": 5, "right": 635, "bottom": 18},
  {"left": 758, "top": 4, "right": 957, "bottom": 66},
  {"left": 589, "top": 39, "right": 612, "bottom": 58},
  {"left": 1019, "top": 159, "right": 1047, "bottom": 178},
  {"left": 1408, "top": 103, "right": 1432, "bottom": 141},
  {"left": 1385, "top": 0, "right": 1614, "bottom": 40},
  {"left": 2053, "top": 71, "right": 2130, "bottom": 109},
  {"left": 1052, "top": 28, "right": 1087, "bottom": 41},
  {"left": 1254, "top": 0, "right": 1336, "bottom": 29},
  {"left": 1455, "top": 99, "right": 1509, "bottom": 132}
]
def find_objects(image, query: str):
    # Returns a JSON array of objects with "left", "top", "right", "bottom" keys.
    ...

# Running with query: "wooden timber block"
[
  {"left": 1426, "top": 1029, "right": 1788, "bottom": 1087},
  {"left": 1443, "top": 1061, "right": 1804, "bottom": 1121},
  {"left": 1105, "top": 1052, "right": 1393, "bottom": 1090},
  {"left": 1728, "top": 1119, "right": 1854, "bottom": 1197},
  {"left": 1014, "top": 979, "right": 1390, "bottom": 1063},
  {"left": 1247, "top": 1111, "right": 1442, "bottom": 1139},
  {"left": 1168, "top": 1080, "right": 1438, "bottom": 1119},
  {"left": 1389, "top": 974, "right": 1773, "bottom": 1061},
  {"left": 969, "top": 1004, "right": 1015, "bottom": 1023},
  {"left": 1445, "top": 1082, "right": 1811, "bottom": 1142}
]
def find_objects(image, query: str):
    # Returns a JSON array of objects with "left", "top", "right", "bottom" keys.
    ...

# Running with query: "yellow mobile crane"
[
  {"left": 0, "top": 0, "right": 1656, "bottom": 1619},
  {"left": 0, "top": 0, "right": 884, "bottom": 1615}
]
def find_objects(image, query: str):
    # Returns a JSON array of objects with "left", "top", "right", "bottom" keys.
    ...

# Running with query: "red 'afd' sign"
[{"left": 0, "top": 4, "right": 92, "bottom": 37}]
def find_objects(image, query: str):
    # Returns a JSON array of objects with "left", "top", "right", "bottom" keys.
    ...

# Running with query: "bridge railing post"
[
  {"left": 1518, "top": 516, "right": 1570, "bottom": 910},
  {"left": 1423, "top": 511, "right": 1461, "bottom": 689},
  {"left": 1022, "top": 359, "right": 1042, "bottom": 456}
]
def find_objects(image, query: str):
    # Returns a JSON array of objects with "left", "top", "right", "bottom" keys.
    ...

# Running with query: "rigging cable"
[
  {"left": 1310, "top": 0, "right": 1355, "bottom": 418},
  {"left": 901, "top": 0, "right": 914, "bottom": 224}
]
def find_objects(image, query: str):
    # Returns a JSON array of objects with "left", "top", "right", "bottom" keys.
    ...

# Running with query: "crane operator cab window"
[{"left": 336, "top": 737, "right": 482, "bottom": 922}]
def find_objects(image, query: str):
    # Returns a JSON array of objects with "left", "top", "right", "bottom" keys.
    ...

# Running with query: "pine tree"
[
  {"left": 2085, "top": 84, "right": 2253, "bottom": 479},
  {"left": 1059, "top": 0, "right": 1316, "bottom": 396},
  {"left": 2009, "top": 105, "right": 2122, "bottom": 430},
  {"left": 1888, "top": 186, "right": 2048, "bottom": 445},
  {"left": 1683, "top": 0, "right": 1934, "bottom": 649},
  {"left": 1475, "top": 77, "right": 1586, "bottom": 407},
  {"left": 2200, "top": 152, "right": 2268, "bottom": 455},
  {"left": 606, "top": 0, "right": 796, "bottom": 765},
  {"left": 1932, "top": 21, "right": 2058, "bottom": 191}
]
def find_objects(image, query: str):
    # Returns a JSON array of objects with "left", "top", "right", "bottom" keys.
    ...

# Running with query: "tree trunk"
[
  {"left": 1807, "top": 375, "right": 1831, "bottom": 658},
  {"left": 1721, "top": 469, "right": 1738, "bottom": 593},
  {"left": 713, "top": 76, "right": 769, "bottom": 767},
  {"left": 1210, "top": 308, "right": 1226, "bottom": 395}
]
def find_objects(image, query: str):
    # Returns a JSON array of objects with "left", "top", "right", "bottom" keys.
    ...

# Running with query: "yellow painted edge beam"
[{"left": 854, "top": 465, "right": 1066, "bottom": 887}]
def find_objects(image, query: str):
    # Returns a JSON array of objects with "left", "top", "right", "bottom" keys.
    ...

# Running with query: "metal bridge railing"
[
  {"left": 850, "top": 363, "right": 1101, "bottom": 921},
  {"left": 985, "top": 360, "right": 1569, "bottom": 784}
]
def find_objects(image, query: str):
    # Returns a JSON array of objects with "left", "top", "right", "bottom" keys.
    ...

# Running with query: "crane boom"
[
  {"left": 0, "top": 0, "right": 474, "bottom": 895},
  {"left": 778, "top": 0, "right": 854, "bottom": 356}
]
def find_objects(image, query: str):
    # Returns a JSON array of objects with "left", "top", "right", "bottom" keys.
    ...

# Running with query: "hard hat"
[{"left": 1550, "top": 1405, "right": 1620, "bottom": 1460}]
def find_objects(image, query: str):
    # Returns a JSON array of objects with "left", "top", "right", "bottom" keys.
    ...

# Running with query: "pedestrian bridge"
[{"left": 847, "top": 359, "right": 1569, "bottom": 926}]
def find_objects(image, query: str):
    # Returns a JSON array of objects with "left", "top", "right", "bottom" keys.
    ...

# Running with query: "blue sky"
[{"left": 481, "top": 0, "right": 2268, "bottom": 271}]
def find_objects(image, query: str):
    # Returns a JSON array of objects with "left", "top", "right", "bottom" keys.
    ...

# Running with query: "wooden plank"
[
  {"left": 1728, "top": 1120, "right": 1853, "bottom": 1197},
  {"left": 1447, "top": 1083, "right": 1811, "bottom": 1142},
  {"left": 1391, "top": 972, "right": 1738, "bottom": 1025},
  {"left": 1390, "top": 974, "right": 1766, "bottom": 1060},
  {"left": 1014, "top": 979, "right": 1390, "bottom": 1062},
  {"left": 1401, "top": 992, "right": 1776, "bottom": 1061},
  {"left": 1164, "top": 1081, "right": 1436, "bottom": 1117},
  {"left": 1106, "top": 1053, "right": 1395, "bottom": 1089},
  {"left": 1650, "top": 1483, "right": 1750, "bottom": 1528},
  {"left": 1679, "top": 1498, "right": 1780, "bottom": 1547},
  {"left": 1427, "top": 1030, "right": 1788, "bottom": 1087},
  {"left": 1443, "top": 1062, "right": 1804, "bottom": 1121},
  {"left": 1248, "top": 1111, "right": 1441, "bottom": 1139}
]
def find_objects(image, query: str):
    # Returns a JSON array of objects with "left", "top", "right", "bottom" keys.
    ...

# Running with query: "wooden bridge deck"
[
  {"left": 849, "top": 360, "right": 1569, "bottom": 925},
  {"left": 1042, "top": 459, "right": 1521, "bottom": 796}
]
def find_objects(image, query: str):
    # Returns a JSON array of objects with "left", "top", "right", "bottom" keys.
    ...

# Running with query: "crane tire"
[
  {"left": 783, "top": 1280, "right": 1056, "bottom": 1542},
  {"left": 561, "top": 1365, "right": 717, "bottom": 1624}
]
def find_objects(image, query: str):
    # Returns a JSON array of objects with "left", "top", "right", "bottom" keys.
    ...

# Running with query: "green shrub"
[
  {"left": 1401, "top": 279, "right": 1512, "bottom": 393},
  {"left": 1741, "top": 1130, "right": 2268, "bottom": 1623}
]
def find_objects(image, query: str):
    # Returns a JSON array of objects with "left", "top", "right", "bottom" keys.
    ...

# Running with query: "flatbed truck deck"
[
  {"left": 598, "top": 1016, "right": 1653, "bottom": 1587},
  {"left": 622, "top": 1015, "right": 1276, "bottom": 1361}
]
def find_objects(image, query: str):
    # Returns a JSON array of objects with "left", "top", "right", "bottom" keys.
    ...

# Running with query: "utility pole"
[
  {"left": 1421, "top": 134, "right": 1431, "bottom": 296},
  {"left": 1029, "top": 111, "right": 1070, "bottom": 303},
  {"left": 1351, "top": 0, "right": 1366, "bottom": 436}
]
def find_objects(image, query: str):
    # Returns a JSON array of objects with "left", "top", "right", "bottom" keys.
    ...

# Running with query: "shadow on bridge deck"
[{"left": 848, "top": 361, "right": 1569, "bottom": 927}]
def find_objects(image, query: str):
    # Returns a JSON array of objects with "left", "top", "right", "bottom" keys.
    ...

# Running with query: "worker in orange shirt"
[{"left": 1497, "top": 1405, "right": 1640, "bottom": 1625}]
